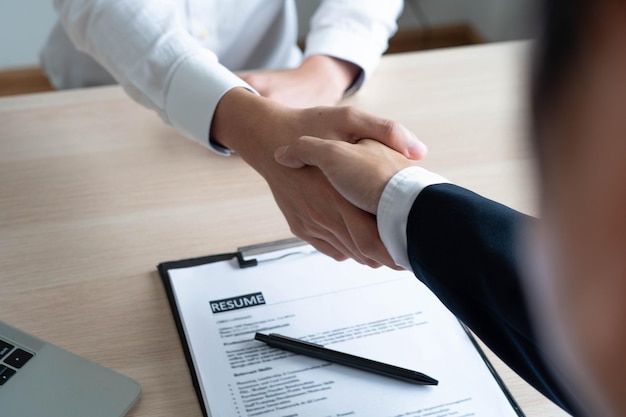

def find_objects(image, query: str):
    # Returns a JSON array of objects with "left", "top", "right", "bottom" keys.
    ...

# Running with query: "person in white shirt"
[
  {"left": 273, "top": 0, "right": 626, "bottom": 415},
  {"left": 41, "top": 0, "right": 428, "bottom": 268}
]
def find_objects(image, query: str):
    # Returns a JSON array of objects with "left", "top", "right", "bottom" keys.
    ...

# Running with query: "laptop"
[{"left": 0, "top": 320, "right": 141, "bottom": 417}]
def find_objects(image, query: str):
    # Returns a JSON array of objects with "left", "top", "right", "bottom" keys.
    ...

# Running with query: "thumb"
[
  {"left": 274, "top": 145, "right": 306, "bottom": 168},
  {"left": 275, "top": 136, "right": 334, "bottom": 169},
  {"left": 368, "top": 121, "right": 428, "bottom": 160},
  {"left": 340, "top": 108, "right": 428, "bottom": 160},
  {"left": 391, "top": 124, "right": 429, "bottom": 160}
]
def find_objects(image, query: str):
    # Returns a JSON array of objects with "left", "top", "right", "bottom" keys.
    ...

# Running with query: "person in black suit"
[{"left": 273, "top": 0, "right": 626, "bottom": 415}]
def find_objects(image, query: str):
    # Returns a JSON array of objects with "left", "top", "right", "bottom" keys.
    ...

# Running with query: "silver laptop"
[{"left": 0, "top": 320, "right": 141, "bottom": 417}]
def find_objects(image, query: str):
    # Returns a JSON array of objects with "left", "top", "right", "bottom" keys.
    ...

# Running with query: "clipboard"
[
  {"left": 158, "top": 238, "right": 524, "bottom": 417},
  {"left": 158, "top": 238, "right": 306, "bottom": 417}
]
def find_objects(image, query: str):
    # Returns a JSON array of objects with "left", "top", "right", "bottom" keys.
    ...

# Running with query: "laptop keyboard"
[{"left": 0, "top": 338, "right": 34, "bottom": 386}]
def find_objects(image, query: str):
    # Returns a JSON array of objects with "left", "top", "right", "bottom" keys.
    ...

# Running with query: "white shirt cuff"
[
  {"left": 165, "top": 50, "right": 256, "bottom": 155},
  {"left": 377, "top": 166, "right": 449, "bottom": 270},
  {"left": 304, "top": 28, "right": 381, "bottom": 85}
]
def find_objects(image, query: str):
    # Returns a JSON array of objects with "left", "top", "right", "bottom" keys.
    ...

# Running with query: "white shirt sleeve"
[
  {"left": 305, "top": 0, "right": 404, "bottom": 92},
  {"left": 53, "top": 0, "right": 252, "bottom": 151},
  {"left": 377, "top": 166, "right": 449, "bottom": 270},
  {"left": 52, "top": 0, "right": 402, "bottom": 149}
]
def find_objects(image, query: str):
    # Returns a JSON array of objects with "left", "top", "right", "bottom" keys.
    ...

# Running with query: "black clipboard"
[
  {"left": 157, "top": 238, "right": 308, "bottom": 417},
  {"left": 158, "top": 238, "right": 524, "bottom": 417}
]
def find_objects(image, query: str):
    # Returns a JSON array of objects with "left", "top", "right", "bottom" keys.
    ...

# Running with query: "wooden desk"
[{"left": 0, "top": 41, "right": 567, "bottom": 417}]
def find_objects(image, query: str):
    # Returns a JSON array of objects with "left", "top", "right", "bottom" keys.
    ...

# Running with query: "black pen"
[{"left": 254, "top": 332, "right": 438, "bottom": 385}]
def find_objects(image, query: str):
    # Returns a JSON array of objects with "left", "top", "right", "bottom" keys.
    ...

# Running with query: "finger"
[
  {"left": 341, "top": 108, "right": 428, "bottom": 160},
  {"left": 274, "top": 145, "right": 306, "bottom": 168},
  {"left": 305, "top": 211, "right": 386, "bottom": 267},
  {"left": 295, "top": 224, "right": 374, "bottom": 266},
  {"left": 286, "top": 202, "right": 373, "bottom": 266},
  {"left": 340, "top": 209, "right": 400, "bottom": 269},
  {"left": 364, "top": 118, "right": 427, "bottom": 160},
  {"left": 305, "top": 236, "right": 349, "bottom": 262},
  {"left": 298, "top": 219, "right": 380, "bottom": 267},
  {"left": 301, "top": 199, "right": 385, "bottom": 268}
]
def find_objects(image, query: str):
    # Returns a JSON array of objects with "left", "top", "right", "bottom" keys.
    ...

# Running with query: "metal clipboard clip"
[{"left": 235, "top": 237, "right": 316, "bottom": 269}]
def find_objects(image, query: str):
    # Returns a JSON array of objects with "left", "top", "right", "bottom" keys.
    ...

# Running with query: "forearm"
[
  {"left": 404, "top": 184, "right": 575, "bottom": 413},
  {"left": 406, "top": 183, "right": 531, "bottom": 337}
]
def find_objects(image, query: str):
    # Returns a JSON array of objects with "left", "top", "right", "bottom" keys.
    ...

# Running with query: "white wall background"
[
  {"left": 0, "top": 1, "right": 57, "bottom": 69},
  {"left": 0, "top": 0, "right": 535, "bottom": 70}
]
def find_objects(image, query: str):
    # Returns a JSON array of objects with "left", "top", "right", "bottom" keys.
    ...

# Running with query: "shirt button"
[{"left": 198, "top": 29, "right": 208, "bottom": 40}]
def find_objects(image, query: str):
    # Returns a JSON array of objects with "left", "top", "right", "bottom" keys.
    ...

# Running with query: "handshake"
[
  {"left": 212, "top": 88, "right": 430, "bottom": 270},
  {"left": 273, "top": 135, "right": 422, "bottom": 269}
]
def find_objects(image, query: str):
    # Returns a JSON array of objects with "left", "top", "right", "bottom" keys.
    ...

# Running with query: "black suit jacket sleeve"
[{"left": 406, "top": 183, "right": 575, "bottom": 414}]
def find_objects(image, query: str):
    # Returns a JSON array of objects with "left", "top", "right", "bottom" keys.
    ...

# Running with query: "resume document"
[{"left": 167, "top": 245, "right": 520, "bottom": 417}]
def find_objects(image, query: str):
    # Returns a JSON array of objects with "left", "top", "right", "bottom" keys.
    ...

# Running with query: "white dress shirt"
[{"left": 41, "top": 0, "right": 403, "bottom": 150}]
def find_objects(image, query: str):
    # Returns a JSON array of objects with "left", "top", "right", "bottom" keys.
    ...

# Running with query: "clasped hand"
[
  {"left": 275, "top": 137, "right": 416, "bottom": 216},
  {"left": 212, "top": 88, "right": 426, "bottom": 269}
]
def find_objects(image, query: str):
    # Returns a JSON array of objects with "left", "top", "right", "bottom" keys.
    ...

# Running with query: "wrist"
[
  {"left": 301, "top": 55, "right": 361, "bottom": 95},
  {"left": 210, "top": 87, "right": 298, "bottom": 172}
]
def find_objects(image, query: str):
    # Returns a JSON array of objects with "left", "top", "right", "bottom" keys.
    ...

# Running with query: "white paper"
[{"left": 169, "top": 245, "right": 519, "bottom": 417}]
